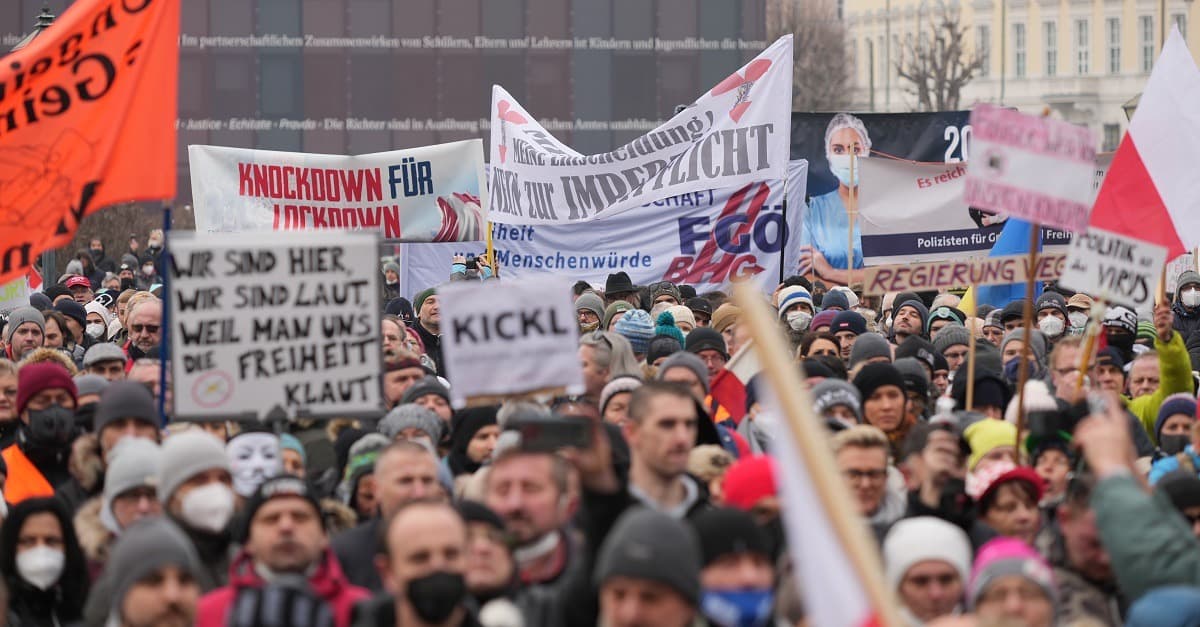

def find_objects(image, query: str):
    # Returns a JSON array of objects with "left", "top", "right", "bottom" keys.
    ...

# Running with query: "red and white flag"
[{"left": 1089, "top": 27, "right": 1200, "bottom": 257}]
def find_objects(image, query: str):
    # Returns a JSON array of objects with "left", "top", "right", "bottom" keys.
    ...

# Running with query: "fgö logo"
[{"left": 663, "top": 204, "right": 786, "bottom": 285}]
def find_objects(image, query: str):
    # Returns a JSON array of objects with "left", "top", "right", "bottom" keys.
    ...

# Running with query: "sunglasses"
[{"left": 130, "top": 324, "right": 160, "bottom": 334}]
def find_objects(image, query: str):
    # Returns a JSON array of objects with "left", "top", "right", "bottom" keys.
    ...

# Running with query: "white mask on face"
[
  {"left": 227, "top": 433, "right": 282, "bottom": 497},
  {"left": 1183, "top": 288, "right": 1200, "bottom": 308},
  {"left": 142, "top": 264, "right": 155, "bottom": 276},
  {"left": 786, "top": 310, "right": 812, "bottom": 332},
  {"left": 1068, "top": 311, "right": 1089, "bottom": 329},
  {"left": 1038, "top": 315, "right": 1065, "bottom": 337},
  {"left": 86, "top": 323, "right": 105, "bottom": 339},
  {"left": 16, "top": 546, "right": 64, "bottom": 591},
  {"left": 180, "top": 482, "right": 236, "bottom": 533}
]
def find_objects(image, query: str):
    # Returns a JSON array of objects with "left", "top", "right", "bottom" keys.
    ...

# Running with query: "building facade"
[{"left": 846, "top": 0, "right": 1196, "bottom": 150}]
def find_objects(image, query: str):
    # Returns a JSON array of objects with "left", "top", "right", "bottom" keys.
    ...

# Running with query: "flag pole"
[
  {"left": 1014, "top": 222, "right": 1039, "bottom": 452},
  {"left": 966, "top": 284, "right": 977, "bottom": 410},
  {"left": 734, "top": 283, "right": 904, "bottom": 627}
]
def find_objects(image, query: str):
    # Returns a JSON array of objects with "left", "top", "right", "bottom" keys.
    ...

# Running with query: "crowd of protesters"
[{"left": 1, "top": 234, "right": 1200, "bottom": 627}]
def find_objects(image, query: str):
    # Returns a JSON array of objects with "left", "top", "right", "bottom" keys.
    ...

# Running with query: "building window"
[
  {"left": 1140, "top": 15, "right": 1155, "bottom": 71},
  {"left": 1075, "top": 19, "right": 1090, "bottom": 74},
  {"left": 1044, "top": 21, "right": 1057, "bottom": 77},
  {"left": 1174, "top": 14, "right": 1188, "bottom": 40},
  {"left": 1103, "top": 124, "right": 1121, "bottom": 152},
  {"left": 1107, "top": 18, "right": 1121, "bottom": 74},
  {"left": 1014, "top": 23, "right": 1026, "bottom": 77},
  {"left": 977, "top": 25, "right": 990, "bottom": 76}
]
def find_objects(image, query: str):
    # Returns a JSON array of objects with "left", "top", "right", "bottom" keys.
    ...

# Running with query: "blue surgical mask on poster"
[
  {"left": 700, "top": 589, "right": 775, "bottom": 627},
  {"left": 828, "top": 154, "right": 860, "bottom": 187}
]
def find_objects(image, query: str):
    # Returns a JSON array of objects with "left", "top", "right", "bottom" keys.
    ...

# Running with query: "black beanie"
[
  {"left": 853, "top": 363, "right": 906, "bottom": 401},
  {"left": 238, "top": 475, "right": 324, "bottom": 543},
  {"left": 689, "top": 507, "right": 771, "bottom": 567},
  {"left": 894, "top": 335, "right": 938, "bottom": 373},
  {"left": 457, "top": 500, "right": 505, "bottom": 531}
]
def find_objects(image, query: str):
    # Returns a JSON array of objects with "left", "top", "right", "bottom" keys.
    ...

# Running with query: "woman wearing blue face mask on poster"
[{"left": 798, "top": 113, "right": 870, "bottom": 287}]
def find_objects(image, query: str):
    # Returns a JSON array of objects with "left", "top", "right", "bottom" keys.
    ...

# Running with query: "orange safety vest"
[{"left": 2, "top": 445, "right": 54, "bottom": 505}]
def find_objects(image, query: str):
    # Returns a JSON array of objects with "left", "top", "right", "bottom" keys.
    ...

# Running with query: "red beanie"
[
  {"left": 721, "top": 454, "right": 778, "bottom": 511},
  {"left": 16, "top": 362, "right": 78, "bottom": 416}
]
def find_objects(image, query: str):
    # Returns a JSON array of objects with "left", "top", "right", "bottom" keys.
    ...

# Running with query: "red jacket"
[{"left": 196, "top": 548, "right": 369, "bottom": 627}]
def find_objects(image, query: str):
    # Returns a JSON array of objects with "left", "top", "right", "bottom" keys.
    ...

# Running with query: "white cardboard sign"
[
  {"left": 1060, "top": 227, "right": 1168, "bottom": 308},
  {"left": 168, "top": 230, "right": 383, "bottom": 420},
  {"left": 438, "top": 277, "right": 584, "bottom": 408}
]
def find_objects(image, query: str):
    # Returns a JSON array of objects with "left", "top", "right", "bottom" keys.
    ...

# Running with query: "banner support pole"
[
  {"left": 485, "top": 221, "right": 496, "bottom": 278},
  {"left": 734, "top": 283, "right": 904, "bottom": 627},
  {"left": 966, "top": 283, "right": 977, "bottom": 410},
  {"left": 1074, "top": 297, "right": 1106, "bottom": 398},
  {"left": 1014, "top": 222, "right": 1039, "bottom": 453},
  {"left": 158, "top": 205, "right": 172, "bottom": 427},
  {"left": 847, "top": 154, "right": 857, "bottom": 288}
]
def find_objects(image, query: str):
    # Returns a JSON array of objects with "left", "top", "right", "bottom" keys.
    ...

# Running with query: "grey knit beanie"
[
  {"left": 849, "top": 332, "right": 893, "bottom": 369},
  {"left": 656, "top": 351, "right": 710, "bottom": 394},
  {"left": 157, "top": 430, "right": 231, "bottom": 504},
  {"left": 378, "top": 404, "right": 446, "bottom": 443},
  {"left": 106, "top": 518, "right": 207, "bottom": 615},
  {"left": 4, "top": 307, "right": 44, "bottom": 343},
  {"left": 74, "top": 374, "right": 109, "bottom": 399},
  {"left": 1000, "top": 328, "right": 1048, "bottom": 367},
  {"left": 933, "top": 324, "right": 971, "bottom": 356},
  {"left": 600, "top": 376, "right": 643, "bottom": 416},
  {"left": 594, "top": 508, "right": 702, "bottom": 605},
  {"left": 95, "top": 381, "right": 158, "bottom": 434},
  {"left": 574, "top": 292, "right": 605, "bottom": 322},
  {"left": 83, "top": 342, "right": 127, "bottom": 368},
  {"left": 102, "top": 438, "right": 162, "bottom": 533},
  {"left": 810, "top": 379, "right": 863, "bottom": 423},
  {"left": 400, "top": 376, "right": 451, "bottom": 406}
]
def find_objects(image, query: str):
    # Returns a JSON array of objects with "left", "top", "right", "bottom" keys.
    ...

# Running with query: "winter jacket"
[
  {"left": 172, "top": 515, "right": 235, "bottom": 589},
  {"left": 332, "top": 518, "right": 383, "bottom": 592},
  {"left": 55, "top": 433, "right": 104, "bottom": 516},
  {"left": 1172, "top": 299, "right": 1200, "bottom": 371},
  {"left": 1090, "top": 472, "right": 1200, "bottom": 602},
  {"left": 1130, "top": 331, "right": 1194, "bottom": 440},
  {"left": 413, "top": 321, "right": 444, "bottom": 377},
  {"left": 1148, "top": 445, "right": 1200, "bottom": 485},
  {"left": 1035, "top": 523, "right": 1125, "bottom": 625},
  {"left": 197, "top": 549, "right": 369, "bottom": 627},
  {"left": 349, "top": 594, "right": 484, "bottom": 627},
  {"left": 72, "top": 497, "right": 112, "bottom": 582}
]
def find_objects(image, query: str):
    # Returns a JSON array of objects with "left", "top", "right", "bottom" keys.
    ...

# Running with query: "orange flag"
[{"left": 0, "top": 0, "right": 179, "bottom": 284}]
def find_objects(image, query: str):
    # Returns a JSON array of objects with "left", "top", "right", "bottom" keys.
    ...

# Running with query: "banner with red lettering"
[
  {"left": 0, "top": 0, "right": 180, "bottom": 284},
  {"left": 188, "top": 139, "right": 488, "bottom": 242}
]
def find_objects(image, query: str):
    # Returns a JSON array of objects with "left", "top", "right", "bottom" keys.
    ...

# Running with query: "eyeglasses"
[{"left": 130, "top": 324, "right": 160, "bottom": 334}]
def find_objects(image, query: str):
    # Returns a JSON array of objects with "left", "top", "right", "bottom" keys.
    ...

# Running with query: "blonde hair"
[
  {"left": 830, "top": 424, "right": 889, "bottom": 455},
  {"left": 0, "top": 359, "right": 16, "bottom": 378},
  {"left": 18, "top": 347, "right": 79, "bottom": 376}
]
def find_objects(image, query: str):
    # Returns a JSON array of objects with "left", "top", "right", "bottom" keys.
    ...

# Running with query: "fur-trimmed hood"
[
  {"left": 320, "top": 498, "right": 359, "bottom": 535},
  {"left": 68, "top": 432, "right": 104, "bottom": 492},
  {"left": 73, "top": 496, "right": 113, "bottom": 565}
]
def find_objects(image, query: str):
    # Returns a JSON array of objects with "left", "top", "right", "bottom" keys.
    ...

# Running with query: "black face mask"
[
  {"left": 26, "top": 405, "right": 76, "bottom": 448},
  {"left": 407, "top": 571, "right": 466, "bottom": 624},
  {"left": 1161, "top": 434, "right": 1191, "bottom": 456},
  {"left": 120, "top": 278, "right": 135, "bottom": 291},
  {"left": 74, "top": 403, "right": 97, "bottom": 432},
  {"left": 1107, "top": 332, "right": 1136, "bottom": 360}
]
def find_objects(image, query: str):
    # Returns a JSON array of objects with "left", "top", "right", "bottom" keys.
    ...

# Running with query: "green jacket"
[
  {"left": 1091, "top": 473, "right": 1200, "bottom": 602},
  {"left": 1130, "top": 331, "right": 1193, "bottom": 441}
]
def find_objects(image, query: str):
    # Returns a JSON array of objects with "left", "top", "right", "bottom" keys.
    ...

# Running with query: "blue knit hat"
[
  {"left": 777, "top": 286, "right": 813, "bottom": 316},
  {"left": 615, "top": 309, "right": 655, "bottom": 355},
  {"left": 1156, "top": 393, "right": 1197, "bottom": 441}
]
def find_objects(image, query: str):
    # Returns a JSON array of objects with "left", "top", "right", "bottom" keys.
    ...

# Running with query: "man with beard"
[
  {"left": 484, "top": 448, "right": 576, "bottom": 588},
  {"left": 197, "top": 476, "right": 369, "bottom": 626},
  {"left": 96, "top": 518, "right": 206, "bottom": 627},
  {"left": 3, "top": 307, "right": 44, "bottom": 361},
  {"left": 890, "top": 298, "right": 929, "bottom": 345}
]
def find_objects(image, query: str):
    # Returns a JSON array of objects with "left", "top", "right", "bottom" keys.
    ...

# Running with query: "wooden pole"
[
  {"left": 485, "top": 221, "right": 497, "bottom": 277},
  {"left": 734, "top": 283, "right": 904, "bottom": 627},
  {"left": 847, "top": 154, "right": 857, "bottom": 288},
  {"left": 1014, "top": 223, "right": 1040, "bottom": 451},
  {"left": 1074, "top": 298, "right": 1105, "bottom": 397}
]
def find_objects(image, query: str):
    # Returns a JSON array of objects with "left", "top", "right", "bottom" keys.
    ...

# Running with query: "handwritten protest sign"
[
  {"left": 1166, "top": 253, "right": 1196, "bottom": 294},
  {"left": 438, "top": 277, "right": 584, "bottom": 408},
  {"left": 0, "top": 277, "right": 31, "bottom": 313},
  {"left": 1060, "top": 228, "right": 1168, "bottom": 308},
  {"left": 168, "top": 231, "right": 383, "bottom": 420},
  {"left": 488, "top": 36, "right": 792, "bottom": 224},
  {"left": 189, "top": 140, "right": 488, "bottom": 242},
  {"left": 861, "top": 253, "right": 1066, "bottom": 295},
  {"left": 964, "top": 104, "right": 1096, "bottom": 233}
]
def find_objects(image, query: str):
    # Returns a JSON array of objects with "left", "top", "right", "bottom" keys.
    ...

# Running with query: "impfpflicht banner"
[
  {"left": 487, "top": 36, "right": 792, "bottom": 224},
  {"left": 0, "top": 0, "right": 180, "bottom": 284},
  {"left": 401, "top": 161, "right": 808, "bottom": 296},
  {"left": 189, "top": 139, "right": 488, "bottom": 242}
]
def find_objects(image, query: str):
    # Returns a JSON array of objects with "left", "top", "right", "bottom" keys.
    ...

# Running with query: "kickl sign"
[{"left": 168, "top": 230, "right": 383, "bottom": 420}]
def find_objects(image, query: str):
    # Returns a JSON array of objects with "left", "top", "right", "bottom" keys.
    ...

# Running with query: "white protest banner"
[
  {"left": 488, "top": 36, "right": 792, "bottom": 224},
  {"left": 189, "top": 140, "right": 488, "bottom": 242},
  {"left": 438, "top": 277, "right": 583, "bottom": 408},
  {"left": 1167, "top": 253, "right": 1197, "bottom": 294},
  {"left": 0, "top": 277, "right": 30, "bottom": 313},
  {"left": 400, "top": 162, "right": 807, "bottom": 297},
  {"left": 858, "top": 158, "right": 1072, "bottom": 265},
  {"left": 1060, "top": 227, "right": 1169, "bottom": 308},
  {"left": 168, "top": 230, "right": 383, "bottom": 420},
  {"left": 964, "top": 104, "right": 1096, "bottom": 233},
  {"left": 861, "top": 253, "right": 1066, "bottom": 295}
]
